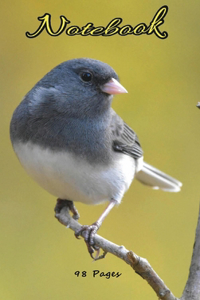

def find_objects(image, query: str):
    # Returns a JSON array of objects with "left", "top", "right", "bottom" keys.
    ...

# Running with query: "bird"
[{"left": 10, "top": 58, "right": 182, "bottom": 258}]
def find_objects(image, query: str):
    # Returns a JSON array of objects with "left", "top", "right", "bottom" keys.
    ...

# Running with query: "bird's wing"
[
  {"left": 110, "top": 111, "right": 182, "bottom": 192},
  {"left": 110, "top": 111, "right": 143, "bottom": 159}
]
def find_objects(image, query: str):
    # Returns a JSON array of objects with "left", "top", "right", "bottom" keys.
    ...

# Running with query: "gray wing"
[
  {"left": 110, "top": 111, "right": 182, "bottom": 192},
  {"left": 110, "top": 110, "right": 143, "bottom": 159}
]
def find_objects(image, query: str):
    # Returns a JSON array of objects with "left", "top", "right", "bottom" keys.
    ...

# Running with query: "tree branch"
[
  {"left": 55, "top": 206, "right": 177, "bottom": 300},
  {"left": 180, "top": 206, "right": 200, "bottom": 300}
]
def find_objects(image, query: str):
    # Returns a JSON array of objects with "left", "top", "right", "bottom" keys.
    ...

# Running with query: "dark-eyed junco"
[{"left": 10, "top": 58, "right": 182, "bottom": 258}]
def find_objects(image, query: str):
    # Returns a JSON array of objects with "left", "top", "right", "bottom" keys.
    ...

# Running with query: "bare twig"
[
  {"left": 55, "top": 206, "right": 177, "bottom": 300},
  {"left": 180, "top": 206, "right": 200, "bottom": 300}
]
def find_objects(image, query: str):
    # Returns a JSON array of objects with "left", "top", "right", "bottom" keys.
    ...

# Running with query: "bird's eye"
[{"left": 80, "top": 71, "right": 93, "bottom": 82}]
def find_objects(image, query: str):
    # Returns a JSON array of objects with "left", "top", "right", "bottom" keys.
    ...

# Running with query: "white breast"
[{"left": 13, "top": 142, "right": 137, "bottom": 205}]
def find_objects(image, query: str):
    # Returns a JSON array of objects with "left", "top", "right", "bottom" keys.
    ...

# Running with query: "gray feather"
[{"left": 111, "top": 111, "right": 143, "bottom": 159}]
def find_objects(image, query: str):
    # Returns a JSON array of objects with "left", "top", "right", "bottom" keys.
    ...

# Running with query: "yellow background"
[{"left": 1, "top": 1, "right": 200, "bottom": 299}]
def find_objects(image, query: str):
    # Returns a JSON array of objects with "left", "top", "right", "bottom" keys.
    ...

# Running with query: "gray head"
[
  {"left": 10, "top": 58, "right": 127, "bottom": 160},
  {"left": 31, "top": 58, "right": 123, "bottom": 118}
]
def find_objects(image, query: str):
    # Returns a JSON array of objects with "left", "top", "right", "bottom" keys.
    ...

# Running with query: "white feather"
[
  {"left": 13, "top": 142, "right": 136, "bottom": 205},
  {"left": 135, "top": 162, "right": 182, "bottom": 192}
]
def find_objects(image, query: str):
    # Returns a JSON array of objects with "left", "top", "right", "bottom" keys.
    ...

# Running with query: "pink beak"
[{"left": 101, "top": 78, "right": 128, "bottom": 95}]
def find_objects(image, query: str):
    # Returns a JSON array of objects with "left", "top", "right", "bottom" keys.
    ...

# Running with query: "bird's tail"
[{"left": 135, "top": 162, "right": 182, "bottom": 192}]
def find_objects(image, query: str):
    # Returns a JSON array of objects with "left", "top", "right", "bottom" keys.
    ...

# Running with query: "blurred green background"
[{"left": 1, "top": 1, "right": 200, "bottom": 299}]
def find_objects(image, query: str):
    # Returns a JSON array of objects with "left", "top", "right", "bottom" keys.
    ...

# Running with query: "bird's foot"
[
  {"left": 75, "top": 222, "right": 101, "bottom": 259},
  {"left": 55, "top": 199, "right": 80, "bottom": 220}
]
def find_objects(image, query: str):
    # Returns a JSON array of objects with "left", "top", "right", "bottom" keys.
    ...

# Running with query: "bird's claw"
[
  {"left": 55, "top": 199, "right": 80, "bottom": 220},
  {"left": 75, "top": 222, "right": 100, "bottom": 259}
]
